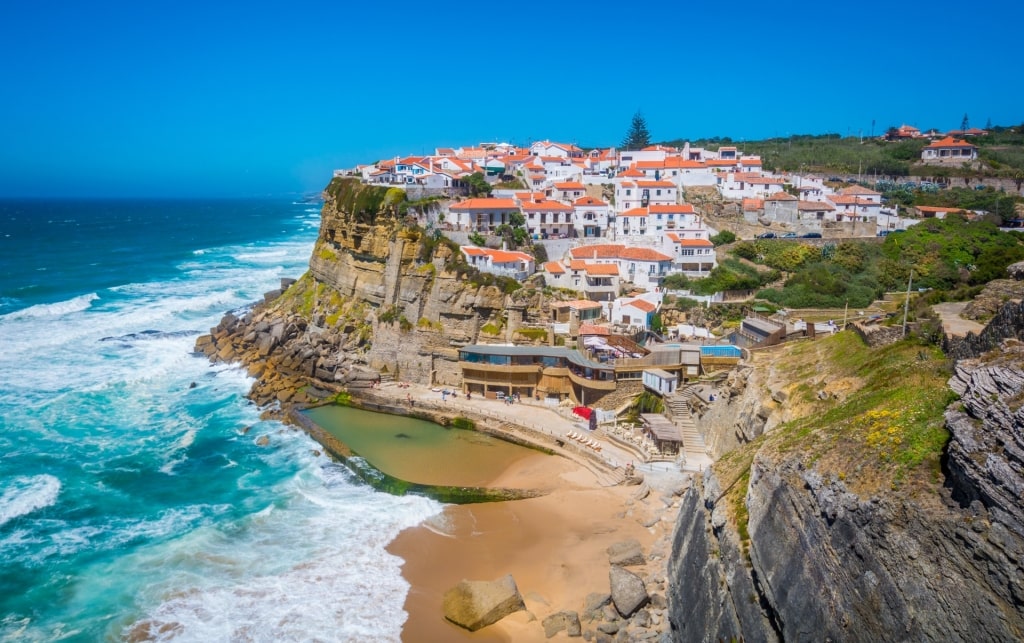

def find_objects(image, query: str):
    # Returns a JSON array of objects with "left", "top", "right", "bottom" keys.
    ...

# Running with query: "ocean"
[{"left": 0, "top": 198, "right": 441, "bottom": 642}]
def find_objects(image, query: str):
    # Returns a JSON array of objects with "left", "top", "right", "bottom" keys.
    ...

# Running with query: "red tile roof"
[
  {"left": 521, "top": 199, "right": 572, "bottom": 212},
  {"left": 649, "top": 204, "right": 695, "bottom": 214},
  {"left": 766, "top": 192, "right": 798, "bottom": 201},
  {"left": 574, "top": 196, "right": 608, "bottom": 206},
  {"left": 579, "top": 324, "right": 610, "bottom": 336},
  {"left": 626, "top": 299, "right": 657, "bottom": 312},
  {"left": 450, "top": 198, "right": 519, "bottom": 211},
  {"left": 544, "top": 261, "right": 566, "bottom": 274},
  {"left": 926, "top": 136, "right": 975, "bottom": 149},
  {"left": 636, "top": 180, "right": 676, "bottom": 188},
  {"left": 840, "top": 185, "right": 881, "bottom": 196},
  {"left": 554, "top": 181, "right": 585, "bottom": 190}
]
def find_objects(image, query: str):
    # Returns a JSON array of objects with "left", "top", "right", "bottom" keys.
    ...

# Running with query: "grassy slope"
[{"left": 715, "top": 331, "right": 957, "bottom": 552}]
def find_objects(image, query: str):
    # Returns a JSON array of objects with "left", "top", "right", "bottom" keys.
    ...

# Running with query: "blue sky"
[{"left": 0, "top": 0, "right": 1020, "bottom": 197}]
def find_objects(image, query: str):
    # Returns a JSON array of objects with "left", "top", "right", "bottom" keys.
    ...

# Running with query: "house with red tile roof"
[
  {"left": 664, "top": 232, "right": 716, "bottom": 276},
  {"left": 572, "top": 196, "right": 611, "bottom": 239},
  {"left": 721, "top": 172, "right": 787, "bottom": 200},
  {"left": 569, "top": 244, "right": 674, "bottom": 290},
  {"left": 448, "top": 198, "right": 521, "bottom": 233},
  {"left": 610, "top": 297, "right": 660, "bottom": 331},
  {"left": 529, "top": 140, "right": 584, "bottom": 159},
  {"left": 460, "top": 246, "right": 535, "bottom": 280},
  {"left": 520, "top": 197, "right": 573, "bottom": 238},
  {"left": 921, "top": 137, "right": 978, "bottom": 164},
  {"left": 552, "top": 181, "right": 586, "bottom": 201}
]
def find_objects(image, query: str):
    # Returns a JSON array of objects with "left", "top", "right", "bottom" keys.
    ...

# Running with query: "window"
[
  {"left": 626, "top": 189, "right": 632, "bottom": 196},
  {"left": 649, "top": 264, "right": 656, "bottom": 274}
]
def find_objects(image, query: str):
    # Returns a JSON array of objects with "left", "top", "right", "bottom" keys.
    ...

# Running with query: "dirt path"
[{"left": 932, "top": 302, "right": 985, "bottom": 337}]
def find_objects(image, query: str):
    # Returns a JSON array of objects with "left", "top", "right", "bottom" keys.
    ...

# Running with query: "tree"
[
  {"left": 620, "top": 111, "right": 651, "bottom": 150},
  {"left": 464, "top": 172, "right": 492, "bottom": 197},
  {"left": 961, "top": 113, "right": 970, "bottom": 132}
]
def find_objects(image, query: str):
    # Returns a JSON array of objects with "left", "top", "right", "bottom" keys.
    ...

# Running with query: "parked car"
[
  {"left": 781, "top": 232, "right": 798, "bottom": 238},
  {"left": 877, "top": 230, "right": 890, "bottom": 237},
  {"left": 974, "top": 184, "right": 987, "bottom": 190},
  {"left": 756, "top": 232, "right": 776, "bottom": 239},
  {"left": 800, "top": 232, "right": 822, "bottom": 238}
]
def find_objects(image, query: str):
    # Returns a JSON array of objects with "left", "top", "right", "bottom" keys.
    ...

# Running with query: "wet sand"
[{"left": 388, "top": 452, "right": 658, "bottom": 641}]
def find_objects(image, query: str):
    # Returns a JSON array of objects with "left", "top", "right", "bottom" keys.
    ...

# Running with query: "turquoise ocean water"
[{"left": 0, "top": 199, "right": 441, "bottom": 641}]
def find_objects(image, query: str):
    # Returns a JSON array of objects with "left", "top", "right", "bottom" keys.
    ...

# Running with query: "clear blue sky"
[{"left": 1, "top": 0, "right": 1020, "bottom": 197}]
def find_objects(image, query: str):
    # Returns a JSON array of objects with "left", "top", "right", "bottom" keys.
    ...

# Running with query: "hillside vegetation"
[{"left": 667, "top": 215, "right": 1024, "bottom": 310}]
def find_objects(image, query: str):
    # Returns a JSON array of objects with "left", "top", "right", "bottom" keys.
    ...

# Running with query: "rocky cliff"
[
  {"left": 666, "top": 312, "right": 1024, "bottom": 642},
  {"left": 196, "top": 178, "right": 545, "bottom": 404}
]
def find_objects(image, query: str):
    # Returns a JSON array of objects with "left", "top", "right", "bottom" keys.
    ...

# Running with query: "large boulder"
[
  {"left": 443, "top": 574, "right": 526, "bottom": 632},
  {"left": 609, "top": 566, "right": 649, "bottom": 618},
  {"left": 607, "top": 539, "right": 645, "bottom": 567}
]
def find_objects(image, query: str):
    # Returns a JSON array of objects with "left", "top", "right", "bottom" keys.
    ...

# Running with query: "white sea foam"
[
  {"left": 120, "top": 444, "right": 442, "bottom": 642},
  {"left": 0, "top": 292, "right": 98, "bottom": 320},
  {"left": 0, "top": 475, "right": 62, "bottom": 527}
]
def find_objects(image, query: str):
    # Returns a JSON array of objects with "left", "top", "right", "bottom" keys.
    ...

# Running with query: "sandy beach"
[{"left": 388, "top": 444, "right": 678, "bottom": 641}]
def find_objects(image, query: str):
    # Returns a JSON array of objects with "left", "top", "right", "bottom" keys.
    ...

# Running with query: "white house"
[
  {"left": 921, "top": 136, "right": 978, "bottom": 164},
  {"left": 460, "top": 246, "right": 535, "bottom": 280},
  {"left": 552, "top": 181, "right": 587, "bottom": 202},
  {"left": 448, "top": 198, "right": 521, "bottom": 232},
  {"left": 529, "top": 140, "right": 583, "bottom": 159},
  {"left": 573, "top": 196, "right": 611, "bottom": 238},
  {"left": 635, "top": 180, "right": 678, "bottom": 207},
  {"left": 665, "top": 232, "right": 716, "bottom": 276},
  {"left": 569, "top": 244, "right": 674, "bottom": 290},
  {"left": 610, "top": 297, "right": 659, "bottom": 330},
  {"left": 521, "top": 198, "right": 573, "bottom": 238}
]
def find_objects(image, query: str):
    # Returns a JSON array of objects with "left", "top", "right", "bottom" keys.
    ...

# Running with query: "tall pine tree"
[{"left": 620, "top": 111, "right": 651, "bottom": 150}]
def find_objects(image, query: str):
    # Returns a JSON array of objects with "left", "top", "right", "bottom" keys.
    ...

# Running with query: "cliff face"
[
  {"left": 197, "top": 178, "right": 535, "bottom": 399},
  {"left": 308, "top": 178, "right": 513, "bottom": 385},
  {"left": 666, "top": 315, "right": 1024, "bottom": 642}
]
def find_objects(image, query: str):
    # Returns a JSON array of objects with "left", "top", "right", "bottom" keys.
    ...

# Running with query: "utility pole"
[{"left": 902, "top": 269, "right": 914, "bottom": 338}]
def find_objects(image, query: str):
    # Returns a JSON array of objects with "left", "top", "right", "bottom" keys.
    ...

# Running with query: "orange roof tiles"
[
  {"left": 619, "top": 247, "right": 673, "bottom": 261},
  {"left": 486, "top": 249, "right": 533, "bottom": 263},
  {"left": 743, "top": 198, "right": 764, "bottom": 210},
  {"left": 766, "top": 192, "right": 798, "bottom": 201},
  {"left": 916, "top": 205, "right": 966, "bottom": 213},
  {"left": 544, "top": 261, "right": 566, "bottom": 274},
  {"left": 840, "top": 185, "right": 881, "bottom": 196},
  {"left": 636, "top": 180, "right": 676, "bottom": 188},
  {"left": 521, "top": 200, "right": 572, "bottom": 212},
  {"left": 579, "top": 324, "right": 610, "bottom": 336},
  {"left": 574, "top": 196, "right": 608, "bottom": 206},
  {"left": 620, "top": 167, "right": 644, "bottom": 177},
  {"left": 828, "top": 195, "right": 877, "bottom": 205},
  {"left": 649, "top": 204, "right": 695, "bottom": 214},
  {"left": 554, "top": 181, "right": 585, "bottom": 190},
  {"left": 926, "top": 136, "right": 975, "bottom": 149},
  {"left": 797, "top": 200, "right": 834, "bottom": 211},
  {"left": 626, "top": 299, "right": 657, "bottom": 312},
  {"left": 583, "top": 264, "right": 620, "bottom": 275},
  {"left": 450, "top": 198, "right": 519, "bottom": 210}
]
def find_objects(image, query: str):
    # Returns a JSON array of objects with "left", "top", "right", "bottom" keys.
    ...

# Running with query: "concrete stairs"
[{"left": 665, "top": 386, "right": 713, "bottom": 472}]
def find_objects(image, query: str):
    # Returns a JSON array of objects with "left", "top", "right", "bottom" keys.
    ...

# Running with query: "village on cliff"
[{"left": 322, "top": 131, "right": 991, "bottom": 468}]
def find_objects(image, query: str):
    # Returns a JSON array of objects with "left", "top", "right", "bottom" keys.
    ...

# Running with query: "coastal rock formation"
[
  {"left": 608, "top": 565, "right": 649, "bottom": 618},
  {"left": 195, "top": 178, "right": 593, "bottom": 405},
  {"left": 666, "top": 301, "right": 1024, "bottom": 642},
  {"left": 541, "top": 610, "right": 581, "bottom": 638},
  {"left": 442, "top": 574, "right": 526, "bottom": 632}
]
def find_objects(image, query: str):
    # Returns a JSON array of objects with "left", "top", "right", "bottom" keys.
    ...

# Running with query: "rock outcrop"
[
  {"left": 442, "top": 574, "right": 526, "bottom": 632},
  {"left": 666, "top": 301, "right": 1024, "bottom": 642}
]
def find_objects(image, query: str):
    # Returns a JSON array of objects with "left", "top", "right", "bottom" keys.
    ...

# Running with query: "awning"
[{"left": 572, "top": 406, "right": 593, "bottom": 420}]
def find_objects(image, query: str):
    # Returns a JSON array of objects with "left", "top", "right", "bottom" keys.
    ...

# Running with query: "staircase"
[{"left": 665, "top": 386, "right": 713, "bottom": 472}]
